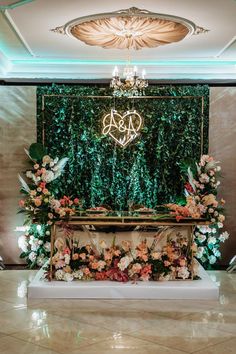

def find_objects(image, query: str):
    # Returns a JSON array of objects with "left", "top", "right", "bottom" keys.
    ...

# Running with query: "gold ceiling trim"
[{"left": 51, "top": 7, "right": 209, "bottom": 50}]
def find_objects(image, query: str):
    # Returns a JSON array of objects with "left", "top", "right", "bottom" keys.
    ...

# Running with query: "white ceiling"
[{"left": 0, "top": 0, "right": 236, "bottom": 81}]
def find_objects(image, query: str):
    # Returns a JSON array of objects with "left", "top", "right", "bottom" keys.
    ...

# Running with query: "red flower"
[
  {"left": 95, "top": 271, "right": 108, "bottom": 280},
  {"left": 106, "top": 268, "right": 129, "bottom": 282},
  {"left": 39, "top": 182, "right": 46, "bottom": 189},
  {"left": 63, "top": 247, "right": 71, "bottom": 255},
  {"left": 176, "top": 215, "right": 184, "bottom": 222},
  {"left": 185, "top": 182, "right": 194, "bottom": 194}
]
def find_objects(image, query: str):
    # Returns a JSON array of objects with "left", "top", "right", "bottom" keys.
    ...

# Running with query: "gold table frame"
[{"left": 49, "top": 216, "right": 210, "bottom": 281}]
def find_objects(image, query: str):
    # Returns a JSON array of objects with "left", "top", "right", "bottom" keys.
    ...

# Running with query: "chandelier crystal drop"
[{"left": 110, "top": 65, "right": 148, "bottom": 97}]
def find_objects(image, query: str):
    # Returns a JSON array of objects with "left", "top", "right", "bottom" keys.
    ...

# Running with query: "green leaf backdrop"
[{"left": 37, "top": 84, "right": 209, "bottom": 210}]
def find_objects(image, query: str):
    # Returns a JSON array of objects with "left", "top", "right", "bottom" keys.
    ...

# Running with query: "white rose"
[
  {"left": 41, "top": 170, "right": 54, "bottom": 183},
  {"left": 199, "top": 174, "right": 210, "bottom": 183},
  {"left": 219, "top": 231, "right": 229, "bottom": 242},
  {"left": 198, "top": 226, "right": 211, "bottom": 234},
  {"left": 44, "top": 242, "right": 51, "bottom": 252},
  {"left": 55, "top": 269, "right": 65, "bottom": 280},
  {"left": 37, "top": 255, "right": 46, "bottom": 267},
  {"left": 26, "top": 171, "right": 33, "bottom": 178},
  {"left": 208, "top": 236, "right": 217, "bottom": 245},
  {"left": 28, "top": 252, "right": 37, "bottom": 262},
  {"left": 118, "top": 255, "right": 132, "bottom": 271},
  {"left": 64, "top": 273, "right": 74, "bottom": 282},
  {"left": 196, "top": 246, "right": 204, "bottom": 258},
  {"left": 213, "top": 249, "right": 221, "bottom": 258},
  {"left": 18, "top": 235, "right": 28, "bottom": 252},
  {"left": 64, "top": 254, "right": 70, "bottom": 265},
  {"left": 177, "top": 267, "right": 190, "bottom": 279},
  {"left": 73, "top": 270, "right": 83, "bottom": 279},
  {"left": 50, "top": 198, "right": 61, "bottom": 210},
  {"left": 197, "top": 234, "right": 206, "bottom": 243},
  {"left": 209, "top": 255, "right": 217, "bottom": 264}
]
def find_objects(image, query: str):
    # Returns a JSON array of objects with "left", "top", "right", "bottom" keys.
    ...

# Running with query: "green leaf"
[{"left": 29, "top": 143, "right": 47, "bottom": 161}]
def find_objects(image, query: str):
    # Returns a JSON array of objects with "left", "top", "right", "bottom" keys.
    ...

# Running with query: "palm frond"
[
  {"left": 24, "top": 148, "right": 35, "bottom": 162},
  {"left": 205, "top": 160, "right": 219, "bottom": 171},
  {"left": 53, "top": 157, "right": 69, "bottom": 180},
  {"left": 18, "top": 174, "right": 30, "bottom": 193},
  {"left": 187, "top": 167, "right": 196, "bottom": 192}
]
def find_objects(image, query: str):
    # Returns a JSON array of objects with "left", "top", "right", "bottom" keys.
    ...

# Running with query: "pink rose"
[
  {"left": 18, "top": 199, "right": 25, "bottom": 207},
  {"left": 74, "top": 198, "right": 80, "bottom": 205}
]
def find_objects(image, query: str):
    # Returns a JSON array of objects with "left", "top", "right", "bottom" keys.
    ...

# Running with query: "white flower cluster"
[
  {"left": 29, "top": 235, "right": 43, "bottom": 251},
  {"left": 18, "top": 233, "right": 50, "bottom": 266},
  {"left": 177, "top": 266, "right": 190, "bottom": 280},
  {"left": 25, "top": 155, "right": 68, "bottom": 186},
  {"left": 55, "top": 269, "right": 85, "bottom": 282},
  {"left": 118, "top": 255, "right": 133, "bottom": 271}
]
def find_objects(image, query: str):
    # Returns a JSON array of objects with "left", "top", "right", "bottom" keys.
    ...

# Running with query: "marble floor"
[{"left": 0, "top": 270, "right": 235, "bottom": 354}]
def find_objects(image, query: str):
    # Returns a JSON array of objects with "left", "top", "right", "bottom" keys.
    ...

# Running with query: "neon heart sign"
[{"left": 102, "top": 109, "right": 143, "bottom": 147}]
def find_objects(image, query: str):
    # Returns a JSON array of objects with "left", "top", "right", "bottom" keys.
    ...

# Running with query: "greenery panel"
[{"left": 37, "top": 84, "right": 209, "bottom": 210}]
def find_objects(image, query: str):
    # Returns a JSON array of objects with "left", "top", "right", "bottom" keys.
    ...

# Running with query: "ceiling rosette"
[{"left": 51, "top": 7, "right": 209, "bottom": 50}]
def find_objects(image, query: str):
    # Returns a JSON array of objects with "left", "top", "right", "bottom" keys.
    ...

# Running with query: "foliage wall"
[{"left": 37, "top": 84, "right": 209, "bottom": 210}]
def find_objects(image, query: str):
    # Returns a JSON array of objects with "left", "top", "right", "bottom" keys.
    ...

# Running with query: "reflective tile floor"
[{"left": 0, "top": 270, "right": 235, "bottom": 354}]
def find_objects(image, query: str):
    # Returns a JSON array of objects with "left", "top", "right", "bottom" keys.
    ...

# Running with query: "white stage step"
[{"left": 28, "top": 263, "right": 219, "bottom": 300}]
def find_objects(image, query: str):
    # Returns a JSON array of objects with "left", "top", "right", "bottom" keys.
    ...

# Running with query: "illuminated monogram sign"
[{"left": 102, "top": 109, "right": 143, "bottom": 147}]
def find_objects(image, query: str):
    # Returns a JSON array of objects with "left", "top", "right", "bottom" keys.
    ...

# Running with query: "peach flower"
[
  {"left": 34, "top": 198, "right": 42, "bottom": 207},
  {"left": 179, "top": 258, "right": 187, "bottom": 267},
  {"left": 18, "top": 199, "right": 25, "bottom": 207},
  {"left": 79, "top": 253, "right": 86, "bottom": 260},
  {"left": 72, "top": 253, "right": 79, "bottom": 260}
]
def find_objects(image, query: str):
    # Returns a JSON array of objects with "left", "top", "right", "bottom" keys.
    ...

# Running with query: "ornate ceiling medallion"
[
  {"left": 51, "top": 7, "right": 209, "bottom": 50},
  {"left": 102, "top": 109, "right": 143, "bottom": 148}
]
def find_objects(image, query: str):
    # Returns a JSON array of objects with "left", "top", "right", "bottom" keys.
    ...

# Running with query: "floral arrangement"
[
  {"left": 167, "top": 155, "right": 229, "bottom": 267},
  {"left": 18, "top": 224, "right": 51, "bottom": 268},
  {"left": 18, "top": 143, "right": 80, "bottom": 267},
  {"left": 49, "top": 233, "right": 196, "bottom": 282},
  {"left": 17, "top": 145, "right": 228, "bottom": 269}
]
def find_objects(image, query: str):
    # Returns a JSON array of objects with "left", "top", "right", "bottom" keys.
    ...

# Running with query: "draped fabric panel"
[{"left": 71, "top": 17, "right": 189, "bottom": 50}]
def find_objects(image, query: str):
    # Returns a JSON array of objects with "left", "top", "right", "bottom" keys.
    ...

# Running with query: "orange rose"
[{"left": 34, "top": 198, "right": 42, "bottom": 207}]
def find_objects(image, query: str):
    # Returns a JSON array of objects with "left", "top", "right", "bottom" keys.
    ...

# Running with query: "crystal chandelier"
[{"left": 110, "top": 65, "right": 148, "bottom": 97}]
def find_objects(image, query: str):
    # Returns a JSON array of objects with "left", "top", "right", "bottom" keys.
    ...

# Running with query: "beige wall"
[
  {"left": 209, "top": 87, "right": 236, "bottom": 265},
  {"left": 0, "top": 86, "right": 36, "bottom": 264},
  {"left": 0, "top": 86, "right": 235, "bottom": 265}
]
